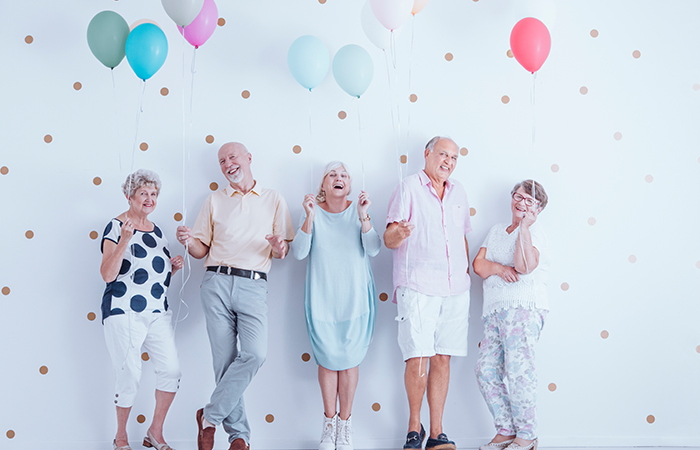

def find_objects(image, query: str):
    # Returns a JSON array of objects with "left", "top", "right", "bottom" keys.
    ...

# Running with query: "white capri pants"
[{"left": 103, "top": 310, "right": 181, "bottom": 408}]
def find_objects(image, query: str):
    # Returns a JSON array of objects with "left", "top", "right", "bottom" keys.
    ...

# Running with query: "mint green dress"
[{"left": 290, "top": 203, "right": 380, "bottom": 370}]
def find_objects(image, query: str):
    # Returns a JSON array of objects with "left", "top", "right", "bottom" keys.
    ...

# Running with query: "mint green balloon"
[{"left": 87, "top": 11, "right": 129, "bottom": 69}]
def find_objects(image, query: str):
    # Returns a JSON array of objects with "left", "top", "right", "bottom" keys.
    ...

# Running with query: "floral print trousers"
[{"left": 475, "top": 307, "right": 546, "bottom": 440}]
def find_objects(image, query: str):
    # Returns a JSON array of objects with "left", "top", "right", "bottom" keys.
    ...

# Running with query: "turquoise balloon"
[
  {"left": 87, "top": 11, "right": 129, "bottom": 69},
  {"left": 287, "top": 35, "right": 330, "bottom": 91},
  {"left": 332, "top": 44, "right": 373, "bottom": 98},
  {"left": 125, "top": 23, "right": 169, "bottom": 81}
]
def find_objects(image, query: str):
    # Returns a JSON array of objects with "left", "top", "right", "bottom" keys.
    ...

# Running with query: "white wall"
[{"left": 1, "top": 0, "right": 699, "bottom": 449}]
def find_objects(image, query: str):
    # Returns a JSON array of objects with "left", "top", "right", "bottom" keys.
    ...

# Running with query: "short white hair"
[
  {"left": 121, "top": 169, "right": 161, "bottom": 199},
  {"left": 425, "top": 136, "right": 457, "bottom": 153},
  {"left": 316, "top": 161, "right": 351, "bottom": 203}
]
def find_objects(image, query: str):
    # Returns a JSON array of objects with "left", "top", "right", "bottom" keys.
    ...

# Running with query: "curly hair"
[{"left": 121, "top": 169, "right": 162, "bottom": 199}]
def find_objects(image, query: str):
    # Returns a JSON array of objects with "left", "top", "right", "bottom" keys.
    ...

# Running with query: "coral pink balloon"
[
  {"left": 509, "top": 17, "right": 551, "bottom": 73},
  {"left": 412, "top": 0, "right": 429, "bottom": 15},
  {"left": 370, "top": 0, "right": 413, "bottom": 31},
  {"left": 179, "top": 0, "right": 217, "bottom": 48}
]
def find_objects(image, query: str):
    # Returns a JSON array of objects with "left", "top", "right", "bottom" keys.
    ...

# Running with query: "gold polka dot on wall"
[
  {"left": 400, "top": 155, "right": 408, "bottom": 164},
  {"left": 87, "top": 312, "right": 96, "bottom": 321},
  {"left": 445, "top": 53, "right": 453, "bottom": 62},
  {"left": 560, "top": 282, "right": 569, "bottom": 291},
  {"left": 696, "top": 261, "right": 700, "bottom": 269},
  {"left": 241, "top": 90, "right": 250, "bottom": 99},
  {"left": 89, "top": 231, "right": 99, "bottom": 240},
  {"left": 174, "top": 213, "right": 183, "bottom": 222},
  {"left": 142, "top": 352, "right": 149, "bottom": 361},
  {"left": 73, "top": 82, "right": 82, "bottom": 91},
  {"left": 372, "top": 403, "right": 381, "bottom": 412},
  {"left": 25, "top": 35, "right": 33, "bottom": 44},
  {"left": 6, "top": 430, "right": 15, "bottom": 439},
  {"left": 2, "top": 287, "right": 9, "bottom": 296},
  {"left": 94, "top": 177, "right": 102, "bottom": 186},
  {"left": 210, "top": 182, "right": 219, "bottom": 191},
  {"left": 579, "top": 86, "right": 588, "bottom": 95},
  {"left": 590, "top": 29, "right": 599, "bottom": 38},
  {"left": 265, "top": 414, "right": 275, "bottom": 423},
  {"left": 160, "top": 87, "right": 169, "bottom": 96},
  {"left": 460, "top": 147, "right": 468, "bottom": 156},
  {"left": 551, "top": 164, "right": 559, "bottom": 173},
  {"left": 338, "top": 111, "right": 347, "bottom": 120},
  {"left": 548, "top": 383, "right": 557, "bottom": 392},
  {"left": 25, "top": 230, "right": 34, "bottom": 239},
  {"left": 44, "top": 134, "right": 53, "bottom": 143},
  {"left": 645, "top": 174, "right": 653, "bottom": 183},
  {"left": 501, "top": 95, "right": 510, "bottom": 104},
  {"left": 379, "top": 293, "right": 388, "bottom": 302},
  {"left": 319, "top": 0, "right": 327, "bottom": 3},
  {"left": 301, "top": 353, "right": 311, "bottom": 362},
  {"left": 693, "top": 83, "right": 700, "bottom": 92},
  {"left": 39, "top": 366, "right": 48, "bottom": 375},
  {"left": 293, "top": 145, "right": 302, "bottom": 154},
  {"left": 206, "top": 135, "right": 215, "bottom": 144},
  {"left": 588, "top": 217, "right": 596, "bottom": 226},
  {"left": 1, "top": 166, "right": 8, "bottom": 175},
  {"left": 137, "top": 415, "right": 146, "bottom": 424},
  {"left": 600, "top": 330, "right": 609, "bottom": 339},
  {"left": 470, "top": 207, "right": 476, "bottom": 217},
  {"left": 696, "top": 345, "right": 700, "bottom": 353},
  {"left": 218, "top": 18, "right": 225, "bottom": 26},
  {"left": 507, "top": 49, "right": 513, "bottom": 58},
  {"left": 613, "top": 132, "right": 622, "bottom": 140},
  {"left": 409, "top": 94, "right": 418, "bottom": 103},
  {"left": 646, "top": 415, "right": 655, "bottom": 424},
  {"left": 140, "top": 142, "right": 148, "bottom": 151},
  {"left": 633, "top": 50, "right": 641, "bottom": 59},
  {"left": 628, "top": 255, "right": 637, "bottom": 263}
]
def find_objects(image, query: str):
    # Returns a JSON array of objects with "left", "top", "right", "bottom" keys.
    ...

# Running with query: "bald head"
[
  {"left": 218, "top": 142, "right": 253, "bottom": 190},
  {"left": 218, "top": 142, "right": 249, "bottom": 159}
]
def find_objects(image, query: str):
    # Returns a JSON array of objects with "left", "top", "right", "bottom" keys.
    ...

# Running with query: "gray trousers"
[{"left": 200, "top": 271, "right": 268, "bottom": 444}]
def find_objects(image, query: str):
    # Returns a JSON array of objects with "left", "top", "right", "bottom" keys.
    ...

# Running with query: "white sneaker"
[
  {"left": 319, "top": 414, "right": 337, "bottom": 450},
  {"left": 336, "top": 416, "right": 353, "bottom": 450}
]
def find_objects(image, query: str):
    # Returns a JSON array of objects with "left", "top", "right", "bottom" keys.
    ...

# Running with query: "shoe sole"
[{"left": 426, "top": 444, "right": 456, "bottom": 450}]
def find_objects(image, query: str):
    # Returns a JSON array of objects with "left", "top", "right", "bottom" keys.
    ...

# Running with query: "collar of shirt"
[
  {"left": 223, "top": 181, "right": 260, "bottom": 198},
  {"left": 418, "top": 170, "right": 453, "bottom": 197}
]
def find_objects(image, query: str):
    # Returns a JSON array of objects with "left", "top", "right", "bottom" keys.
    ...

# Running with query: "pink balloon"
[
  {"left": 179, "top": 0, "right": 217, "bottom": 48},
  {"left": 509, "top": 17, "right": 551, "bottom": 73},
  {"left": 370, "top": 0, "right": 413, "bottom": 31},
  {"left": 412, "top": 0, "right": 429, "bottom": 15}
]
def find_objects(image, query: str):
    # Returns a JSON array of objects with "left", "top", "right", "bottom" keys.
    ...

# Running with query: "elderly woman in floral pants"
[{"left": 473, "top": 180, "right": 549, "bottom": 450}]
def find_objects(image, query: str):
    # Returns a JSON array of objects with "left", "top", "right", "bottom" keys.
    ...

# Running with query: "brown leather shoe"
[
  {"left": 196, "top": 408, "right": 215, "bottom": 450},
  {"left": 229, "top": 438, "right": 249, "bottom": 450}
]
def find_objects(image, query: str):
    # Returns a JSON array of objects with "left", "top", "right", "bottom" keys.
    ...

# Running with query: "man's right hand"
[
  {"left": 383, "top": 220, "right": 415, "bottom": 249},
  {"left": 176, "top": 226, "right": 192, "bottom": 247}
]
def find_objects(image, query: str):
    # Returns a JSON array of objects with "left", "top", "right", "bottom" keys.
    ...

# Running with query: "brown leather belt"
[{"left": 206, "top": 266, "right": 267, "bottom": 281}]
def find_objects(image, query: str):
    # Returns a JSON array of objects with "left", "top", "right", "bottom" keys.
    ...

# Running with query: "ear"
[{"left": 424, "top": 148, "right": 431, "bottom": 159}]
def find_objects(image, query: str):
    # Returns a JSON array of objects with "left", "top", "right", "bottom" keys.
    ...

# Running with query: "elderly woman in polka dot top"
[
  {"left": 473, "top": 180, "right": 549, "bottom": 450},
  {"left": 100, "top": 169, "right": 184, "bottom": 450}
]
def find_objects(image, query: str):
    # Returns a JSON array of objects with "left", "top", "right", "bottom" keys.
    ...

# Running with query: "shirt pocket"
[{"left": 452, "top": 204, "right": 466, "bottom": 228}]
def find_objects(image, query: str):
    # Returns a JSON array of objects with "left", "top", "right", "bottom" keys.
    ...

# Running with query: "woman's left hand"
[
  {"left": 171, "top": 255, "right": 184, "bottom": 272},
  {"left": 520, "top": 207, "right": 538, "bottom": 228},
  {"left": 357, "top": 190, "right": 371, "bottom": 217}
]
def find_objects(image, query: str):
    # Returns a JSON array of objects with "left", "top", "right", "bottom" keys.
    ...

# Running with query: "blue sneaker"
[
  {"left": 403, "top": 424, "right": 426, "bottom": 449},
  {"left": 425, "top": 433, "right": 456, "bottom": 450}
]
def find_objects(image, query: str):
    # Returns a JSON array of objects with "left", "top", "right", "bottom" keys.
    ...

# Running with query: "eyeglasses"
[{"left": 512, "top": 192, "right": 539, "bottom": 207}]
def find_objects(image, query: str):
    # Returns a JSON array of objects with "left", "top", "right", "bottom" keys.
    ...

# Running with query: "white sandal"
[
  {"left": 142, "top": 430, "right": 174, "bottom": 450},
  {"left": 479, "top": 439, "right": 514, "bottom": 450},
  {"left": 113, "top": 439, "right": 132, "bottom": 450}
]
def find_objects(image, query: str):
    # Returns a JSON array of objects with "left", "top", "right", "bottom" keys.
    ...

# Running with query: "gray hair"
[
  {"left": 511, "top": 179, "right": 548, "bottom": 210},
  {"left": 316, "top": 161, "right": 351, "bottom": 203},
  {"left": 121, "top": 169, "right": 162, "bottom": 199},
  {"left": 425, "top": 136, "right": 457, "bottom": 153}
]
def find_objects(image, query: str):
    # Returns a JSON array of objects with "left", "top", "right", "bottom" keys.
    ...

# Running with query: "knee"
[{"left": 242, "top": 348, "right": 266, "bottom": 370}]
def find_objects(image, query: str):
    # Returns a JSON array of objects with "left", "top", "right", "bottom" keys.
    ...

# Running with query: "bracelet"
[{"left": 359, "top": 214, "right": 371, "bottom": 222}]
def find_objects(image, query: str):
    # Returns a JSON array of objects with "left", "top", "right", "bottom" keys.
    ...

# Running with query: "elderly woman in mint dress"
[{"left": 291, "top": 161, "right": 380, "bottom": 450}]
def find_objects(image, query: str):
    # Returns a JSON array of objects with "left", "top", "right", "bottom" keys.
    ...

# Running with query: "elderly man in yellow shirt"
[{"left": 177, "top": 142, "right": 294, "bottom": 450}]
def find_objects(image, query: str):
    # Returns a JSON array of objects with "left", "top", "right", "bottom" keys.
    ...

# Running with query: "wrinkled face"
[
  {"left": 321, "top": 166, "right": 350, "bottom": 199},
  {"left": 511, "top": 187, "right": 540, "bottom": 218},
  {"left": 130, "top": 185, "right": 158, "bottom": 214},
  {"left": 424, "top": 138, "right": 459, "bottom": 184},
  {"left": 218, "top": 144, "right": 252, "bottom": 185}
]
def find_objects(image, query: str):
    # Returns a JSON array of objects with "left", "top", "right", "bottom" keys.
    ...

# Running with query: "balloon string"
[
  {"left": 111, "top": 69, "right": 122, "bottom": 171},
  {"left": 385, "top": 50, "right": 404, "bottom": 212},
  {"left": 407, "top": 13, "right": 416, "bottom": 148},
  {"left": 531, "top": 71, "right": 537, "bottom": 153},
  {"left": 130, "top": 80, "right": 146, "bottom": 176},
  {"left": 356, "top": 97, "right": 365, "bottom": 191},
  {"left": 390, "top": 30, "right": 397, "bottom": 69},
  {"left": 308, "top": 89, "right": 314, "bottom": 193}
]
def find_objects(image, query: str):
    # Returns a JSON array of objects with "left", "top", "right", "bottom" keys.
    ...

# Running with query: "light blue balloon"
[
  {"left": 332, "top": 44, "right": 373, "bottom": 98},
  {"left": 125, "top": 23, "right": 168, "bottom": 81},
  {"left": 287, "top": 35, "right": 330, "bottom": 91}
]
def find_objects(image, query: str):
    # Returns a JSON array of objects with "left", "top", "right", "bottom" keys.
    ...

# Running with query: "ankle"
[{"left": 493, "top": 435, "right": 516, "bottom": 443}]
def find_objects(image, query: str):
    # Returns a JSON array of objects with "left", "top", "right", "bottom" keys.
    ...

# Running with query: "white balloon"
[
  {"left": 361, "top": 0, "right": 402, "bottom": 51},
  {"left": 161, "top": 0, "right": 205, "bottom": 27}
]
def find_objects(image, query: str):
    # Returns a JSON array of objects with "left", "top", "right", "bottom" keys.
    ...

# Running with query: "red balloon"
[{"left": 510, "top": 17, "right": 551, "bottom": 73}]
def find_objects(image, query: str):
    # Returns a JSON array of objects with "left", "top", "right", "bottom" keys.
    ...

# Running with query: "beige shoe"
[
  {"left": 504, "top": 439, "right": 538, "bottom": 450},
  {"left": 143, "top": 430, "right": 174, "bottom": 450},
  {"left": 479, "top": 439, "right": 514, "bottom": 450},
  {"left": 113, "top": 439, "right": 132, "bottom": 450}
]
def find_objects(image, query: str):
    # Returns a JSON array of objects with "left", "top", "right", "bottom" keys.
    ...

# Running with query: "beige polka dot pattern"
[
  {"left": 25, "top": 230, "right": 34, "bottom": 239},
  {"left": 0, "top": 166, "right": 8, "bottom": 175},
  {"left": 210, "top": 182, "right": 219, "bottom": 191},
  {"left": 142, "top": 352, "right": 149, "bottom": 361},
  {"left": 633, "top": 50, "right": 641, "bottom": 59},
  {"left": 470, "top": 207, "right": 476, "bottom": 217},
  {"left": 206, "top": 135, "right": 215, "bottom": 144},
  {"left": 265, "top": 414, "right": 275, "bottom": 423},
  {"left": 87, "top": 312, "right": 96, "bottom": 321},
  {"left": 39, "top": 366, "right": 48, "bottom": 375},
  {"left": 548, "top": 383, "right": 557, "bottom": 392},
  {"left": 379, "top": 293, "right": 388, "bottom": 302},
  {"left": 460, "top": 147, "right": 468, "bottom": 156},
  {"left": 507, "top": 49, "right": 513, "bottom": 58},
  {"left": 614, "top": 132, "right": 622, "bottom": 141},
  {"left": 137, "top": 415, "right": 146, "bottom": 424},
  {"left": 561, "top": 282, "right": 569, "bottom": 291},
  {"left": 645, "top": 174, "right": 653, "bottom": 183},
  {"left": 409, "top": 94, "right": 418, "bottom": 103},
  {"left": 588, "top": 217, "right": 596, "bottom": 226},
  {"left": 301, "top": 353, "right": 311, "bottom": 362},
  {"left": 241, "top": 90, "right": 250, "bottom": 99},
  {"left": 218, "top": 18, "right": 225, "bottom": 26},
  {"left": 73, "top": 82, "right": 82, "bottom": 91},
  {"left": 1, "top": 287, "right": 10, "bottom": 296},
  {"left": 580, "top": 86, "right": 588, "bottom": 95},
  {"left": 628, "top": 255, "right": 637, "bottom": 263},
  {"left": 551, "top": 164, "right": 559, "bottom": 173},
  {"left": 601, "top": 330, "right": 609, "bottom": 339},
  {"left": 372, "top": 403, "right": 381, "bottom": 411},
  {"left": 693, "top": 83, "right": 700, "bottom": 92},
  {"left": 174, "top": 213, "right": 183, "bottom": 222},
  {"left": 94, "top": 177, "right": 102, "bottom": 186},
  {"left": 445, "top": 53, "right": 453, "bottom": 62},
  {"left": 161, "top": 87, "right": 169, "bottom": 96},
  {"left": 501, "top": 95, "right": 510, "bottom": 104},
  {"left": 646, "top": 415, "right": 655, "bottom": 424},
  {"left": 293, "top": 145, "right": 302, "bottom": 154},
  {"left": 140, "top": 142, "right": 148, "bottom": 151},
  {"left": 25, "top": 35, "right": 33, "bottom": 44},
  {"left": 590, "top": 29, "right": 599, "bottom": 38},
  {"left": 338, "top": 111, "right": 347, "bottom": 120},
  {"left": 400, "top": 155, "right": 407, "bottom": 164},
  {"left": 44, "top": 134, "right": 53, "bottom": 143},
  {"left": 89, "top": 231, "right": 99, "bottom": 240}
]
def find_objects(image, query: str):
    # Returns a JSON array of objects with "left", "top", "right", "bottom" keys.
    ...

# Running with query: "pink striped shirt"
[{"left": 386, "top": 170, "right": 472, "bottom": 298}]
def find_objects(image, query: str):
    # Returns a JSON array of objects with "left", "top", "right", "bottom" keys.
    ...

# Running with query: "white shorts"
[
  {"left": 395, "top": 287, "right": 470, "bottom": 361},
  {"left": 103, "top": 310, "right": 181, "bottom": 408}
]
